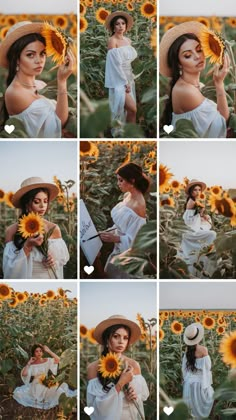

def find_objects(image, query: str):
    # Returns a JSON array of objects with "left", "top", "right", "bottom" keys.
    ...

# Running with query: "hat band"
[{"left": 187, "top": 328, "right": 199, "bottom": 341}]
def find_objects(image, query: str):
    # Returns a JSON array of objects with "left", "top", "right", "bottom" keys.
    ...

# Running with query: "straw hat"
[
  {"left": 12, "top": 177, "right": 59, "bottom": 208},
  {"left": 0, "top": 21, "right": 44, "bottom": 68},
  {"left": 185, "top": 179, "right": 206, "bottom": 194},
  {"left": 159, "top": 21, "right": 205, "bottom": 77},
  {"left": 184, "top": 323, "right": 204, "bottom": 345},
  {"left": 105, "top": 11, "right": 133, "bottom": 32},
  {"left": 93, "top": 315, "right": 141, "bottom": 345}
]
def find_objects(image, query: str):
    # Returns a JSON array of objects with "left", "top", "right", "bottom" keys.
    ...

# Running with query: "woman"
[
  {"left": 178, "top": 179, "right": 216, "bottom": 278},
  {"left": 160, "top": 21, "right": 229, "bottom": 138},
  {"left": 3, "top": 177, "right": 69, "bottom": 279},
  {"left": 105, "top": 11, "right": 137, "bottom": 133},
  {"left": 0, "top": 21, "right": 75, "bottom": 138},
  {"left": 182, "top": 323, "right": 214, "bottom": 419},
  {"left": 87, "top": 315, "right": 149, "bottom": 419},
  {"left": 13, "top": 343, "right": 76, "bottom": 409},
  {"left": 100, "top": 163, "right": 150, "bottom": 278}
]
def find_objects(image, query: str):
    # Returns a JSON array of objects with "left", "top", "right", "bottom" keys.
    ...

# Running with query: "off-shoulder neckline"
[{"left": 116, "top": 202, "right": 146, "bottom": 219}]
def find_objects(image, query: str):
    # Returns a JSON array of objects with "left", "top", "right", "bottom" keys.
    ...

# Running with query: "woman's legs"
[{"left": 125, "top": 93, "right": 137, "bottom": 123}]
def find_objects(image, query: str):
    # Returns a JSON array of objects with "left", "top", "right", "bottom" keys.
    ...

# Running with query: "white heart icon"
[
  {"left": 84, "top": 406, "right": 94, "bottom": 415},
  {"left": 4, "top": 124, "right": 15, "bottom": 134},
  {"left": 84, "top": 265, "right": 94, "bottom": 275},
  {"left": 163, "top": 125, "right": 174, "bottom": 135},
  {"left": 163, "top": 406, "right": 174, "bottom": 416}
]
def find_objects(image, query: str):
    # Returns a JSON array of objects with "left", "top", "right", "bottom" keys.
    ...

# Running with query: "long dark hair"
[
  {"left": 31, "top": 343, "right": 44, "bottom": 357},
  {"left": 161, "top": 33, "right": 200, "bottom": 127},
  {"left": 13, "top": 187, "right": 49, "bottom": 250},
  {"left": 97, "top": 324, "right": 131, "bottom": 391},
  {"left": 110, "top": 15, "right": 127, "bottom": 35},
  {"left": 184, "top": 184, "right": 202, "bottom": 212},
  {"left": 116, "top": 162, "right": 150, "bottom": 194},
  {"left": 186, "top": 345, "right": 197, "bottom": 372}
]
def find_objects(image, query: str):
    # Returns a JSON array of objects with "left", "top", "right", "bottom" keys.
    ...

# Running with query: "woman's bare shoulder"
[
  {"left": 5, "top": 223, "right": 18, "bottom": 243},
  {"left": 198, "top": 345, "right": 208, "bottom": 356},
  {"left": 107, "top": 37, "right": 117, "bottom": 50},
  {"left": 5, "top": 84, "right": 35, "bottom": 115},
  {"left": 124, "top": 36, "right": 131, "bottom": 45},
  {"left": 172, "top": 82, "right": 204, "bottom": 113},
  {"left": 128, "top": 195, "right": 146, "bottom": 218},
  {"left": 124, "top": 356, "right": 141, "bottom": 374},
  {"left": 87, "top": 360, "right": 99, "bottom": 379},
  {"left": 44, "top": 220, "right": 61, "bottom": 239},
  {"left": 186, "top": 198, "right": 195, "bottom": 209}
]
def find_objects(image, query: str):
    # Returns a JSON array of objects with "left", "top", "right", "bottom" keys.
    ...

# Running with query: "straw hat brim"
[
  {"left": 159, "top": 21, "right": 205, "bottom": 77},
  {"left": 0, "top": 22, "right": 44, "bottom": 68},
  {"left": 93, "top": 316, "right": 141, "bottom": 345},
  {"left": 12, "top": 182, "right": 59, "bottom": 208},
  {"left": 184, "top": 323, "right": 204, "bottom": 345},
  {"left": 185, "top": 180, "right": 206, "bottom": 194},
  {"left": 105, "top": 11, "right": 133, "bottom": 31}
]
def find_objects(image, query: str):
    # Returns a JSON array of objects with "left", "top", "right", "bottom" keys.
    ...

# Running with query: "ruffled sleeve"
[
  {"left": 118, "top": 213, "right": 146, "bottom": 252},
  {"left": 183, "top": 210, "right": 201, "bottom": 232},
  {"left": 48, "top": 238, "right": 70, "bottom": 278},
  {"left": 3, "top": 242, "right": 32, "bottom": 279},
  {"left": 105, "top": 49, "right": 128, "bottom": 88},
  {"left": 21, "top": 365, "right": 32, "bottom": 385},
  {"left": 47, "top": 358, "right": 58, "bottom": 376},
  {"left": 195, "top": 355, "right": 213, "bottom": 389},
  {"left": 132, "top": 374, "right": 149, "bottom": 401},
  {"left": 87, "top": 379, "right": 123, "bottom": 420}
]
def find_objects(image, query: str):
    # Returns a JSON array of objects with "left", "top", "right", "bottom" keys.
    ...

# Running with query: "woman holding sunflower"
[
  {"left": 0, "top": 21, "right": 75, "bottom": 138},
  {"left": 182, "top": 323, "right": 214, "bottom": 418},
  {"left": 13, "top": 343, "right": 76, "bottom": 409},
  {"left": 105, "top": 11, "right": 137, "bottom": 133},
  {"left": 3, "top": 177, "right": 69, "bottom": 279},
  {"left": 178, "top": 179, "right": 216, "bottom": 278},
  {"left": 160, "top": 21, "right": 230, "bottom": 138},
  {"left": 87, "top": 315, "right": 149, "bottom": 419}
]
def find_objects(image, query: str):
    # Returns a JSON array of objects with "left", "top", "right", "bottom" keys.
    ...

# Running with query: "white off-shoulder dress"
[
  {"left": 87, "top": 374, "right": 149, "bottom": 420},
  {"left": 105, "top": 46, "right": 137, "bottom": 125},
  {"left": 10, "top": 97, "right": 61, "bottom": 138},
  {"left": 3, "top": 238, "right": 69, "bottom": 279},
  {"left": 178, "top": 210, "right": 216, "bottom": 277},
  {"left": 172, "top": 98, "right": 226, "bottom": 138},
  {"left": 182, "top": 354, "right": 214, "bottom": 419},
  {"left": 13, "top": 358, "right": 77, "bottom": 409}
]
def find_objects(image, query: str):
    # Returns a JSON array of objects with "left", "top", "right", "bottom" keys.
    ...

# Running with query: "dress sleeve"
[
  {"left": 195, "top": 356, "right": 213, "bottom": 388},
  {"left": 118, "top": 213, "right": 146, "bottom": 253},
  {"left": 47, "top": 358, "right": 58, "bottom": 375},
  {"left": 3, "top": 242, "right": 32, "bottom": 279},
  {"left": 87, "top": 379, "right": 123, "bottom": 420},
  {"left": 21, "top": 365, "right": 32, "bottom": 385},
  {"left": 48, "top": 238, "right": 70, "bottom": 267},
  {"left": 183, "top": 210, "right": 201, "bottom": 232},
  {"left": 105, "top": 49, "right": 128, "bottom": 88},
  {"left": 132, "top": 374, "right": 149, "bottom": 401}
]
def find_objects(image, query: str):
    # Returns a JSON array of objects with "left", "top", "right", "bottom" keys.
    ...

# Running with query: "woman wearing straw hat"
[
  {"left": 0, "top": 21, "right": 75, "bottom": 138},
  {"left": 160, "top": 21, "right": 229, "bottom": 138},
  {"left": 182, "top": 323, "right": 214, "bottom": 418},
  {"left": 105, "top": 11, "right": 137, "bottom": 135},
  {"left": 86, "top": 315, "right": 149, "bottom": 419},
  {"left": 3, "top": 177, "right": 69, "bottom": 279},
  {"left": 178, "top": 179, "right": 216, "bottom": 278}
]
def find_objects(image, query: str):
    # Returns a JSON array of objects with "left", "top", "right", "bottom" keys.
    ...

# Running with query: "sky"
[
  {"left": 1, "top": 0, "right": 76, "bottom": 14},
  {"left": 160, "top": 282, "right": 236, "bottom": 309},
  {"left": 0, "top": 142, "right": 77, "bottom": 193},
  {"left": 160, "top": 141, "right": 236, "bottom": 189},
  {"left": 160, "top": 0, "right": 235, "bottom": 16},
  {"left": 80, "top": 282, "right": 157, "bottom": 328},
  {"left": 6, "top": 281, "right": 77, "bottom": 297}
]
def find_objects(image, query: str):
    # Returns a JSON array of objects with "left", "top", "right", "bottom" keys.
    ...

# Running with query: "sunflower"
[
  {"left": 159, "top": 318, "right": 164, "bottom": 327},
  {"left": 126, "top": 2, "right": 134, "bottom": 11},
  {"left": 0, "top": 189, "right": 5, "bottom": 202},
  {"left": 164, "top": 22, "right": 175, "bottom": 32},
  {"left": 202, "top": 316, "right": 215, "bottom": 330},
  {"left": 6, "top": 16, "right": 17, "bottom": 26},
  {"left": 209, "top": 194, "right": 236, "bottom": 225},
  {"left": 18, "top": 212, "right": 44, "bottom": 239},
  {"left": 58, "top": 287, "right": 65, "bottom": 298},
  {"left": 159, "top": 164, "right": 173, "bottom": 193},
  {"left": 80, "top": 325, "right": 88, "bottom": 338},
  {"left": 80, "top": 141, "right": 99, "bottom": 159},
  {"left": 149, "top": 162, "right": 157, "bottom": 175},
  {"left": 41, "top": 22, "right": 70, "bottom": 65},
  {"left": 226, "top": 17, "right": 236, "bottom": 28},
  {"left": 160, "top": 196, "right": 175, "bottom": 207},
  {"left": 0, "top": 26, "right": 10, "bottom": 40},
  {"left": 170, "top": 180, "right": 181, "bottom": 192},
  {"left": 8, "top": 297, "right": 18, "bottom": 308},
  {"left": 199, "top": 27, "right": 225, "bottom": 65},
  {"left": 70, "top": 24, "right": 77, "bottom": 38},
  {"left": 5, "top": 191, "right": 14, "bottom": 208},
  {"left": 217, "top": 326, "right": 225, "bottom": 335},
  {"left": 0, "top": 283, "right": 11, "bottom": 300},
  {"left": 159, "top": 329, "right": 165, "bottom": 341},
  {"left": 46, "top": 290, "right": 56, "bottom": 300},
  {"left": 98, "top": 352, "right": 122, "bottom": 379},
  {"left": 171, "top": 320, "right": 183, "bottom": 335},
  {"left": 210, "top": 185, "right": 222, "bottom": 196},
  {"left": 87, "top": 328, "right": 97, "bottom": 344},
  {"left": 219, "top": 331, "right": 236, "bottom": 368},
  {"left": 39, "top": 298, "right": 47, "bottom": 306},
  {"left": 196, "top": 17, "right": 210, "bottom": 28},
  {"left": 95, "top": 8, "right": 110, "bottom": 25},
  {"left": 146, "top": 335, "right": 157, "bottom": 350},
  {"left": 136, "top": 313, "right": 147, "bottom": 333},
  {"left": 16, "top": 292, "right": 26, "bottom": 303},
  {"left": 140, "top": 2, "right": 156, "bottom": 19},
  {"left": 52, "top": 15, "right": 68, "bottom": 30}
]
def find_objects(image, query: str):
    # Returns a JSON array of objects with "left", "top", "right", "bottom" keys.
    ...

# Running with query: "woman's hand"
[
  {"left": 125, "top": 84, "right": 131, "bottom": 93},
  {"left": 118, "top": 364, "right": 134, "bottom": 387},
  {"left": 57, "top": 49, "right": 75, "bottom": 82},
  {"left": 42, "top": 252, "right": 55, "bottom": 268},
  {"left": 41, "top": 345, "right": 50, "bottom": 353},
  {"left": 27, "top": 357, "right": 36, "bottom": 366},
  {"left": 100, "top": 232, "right": 120, "bottom": 243},
  {"left": 125, "top": 384, "right": 137, "bottom": 401},
  {"left": 213, "top": 54, "right": 230, "bottom": 86},
  {"left": 24, "top": 234, "right": 44, "bottom": 254}
]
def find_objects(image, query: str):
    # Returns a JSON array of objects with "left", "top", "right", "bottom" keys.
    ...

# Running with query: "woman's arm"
[
  {"left": 22, "top": 357, "right": 35, "bottom": 376},
  {"left": 42, "top": 345, "right": 60, "bottom": 364},
  {"left": 213, "top": 54, "right": 230, "bottom": 121},
  {"left": 56, "top": 50, "right": 75, "bottom": 127}
]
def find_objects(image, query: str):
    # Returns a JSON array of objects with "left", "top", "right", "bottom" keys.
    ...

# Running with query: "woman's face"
[
  {"left": 17, "top": 40, "right": 46, "bottom": 76},
  {"left": 117, "top": 174, "right": 134, "bottom": 193},
  {"left": 28, "top": 191, "right": 49, "bottom": 216},
  {"left": 34, "top": 347, "right": 43, "bottom": 359},
  {"left": 114, "top": 18, "right": 127, "bottom": 35},
  {"left": 178, "top": 39, "right": 205, "bottom": 74},
  {"left": 108, "top": 328, "right": 129, "bottom": 353},
  {"left": 191, "top": 185, "right": 202, "bottom": 199}
]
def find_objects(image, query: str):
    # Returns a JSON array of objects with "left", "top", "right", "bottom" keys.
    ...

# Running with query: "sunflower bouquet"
[
  {"left": 194, "top": 200, "right": 206, "bottom": 215},
  {"left": 98, "top": 352, "right": 144, "bottom": 420},
  {"left": 17, "top": 212, "right": 58, "bottom": 279},
  {"left": 38, "top": 373, "right": 59, "bottom": 388}
]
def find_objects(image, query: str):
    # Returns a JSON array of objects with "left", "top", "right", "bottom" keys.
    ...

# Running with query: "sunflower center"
[
  {"left": 0, "top": 190, "right": 4, "bottom": 198},
  {"left": 231, "top": 339, "right": 236, "bottom": 357},
  {"left": 174, "top": 322, "right": 181, "bottom": 331},
  {"left": 80, "top": 141, "right": 92, "bottom": 153},
  {"left": 144, "top": 4, "right": 155, "bottom": 14},
  {"left": 25, "top": 220, "right": 40, "bottom": 233},
  {"left": 159, "top": 169, "right": 167, "bottom": 186},
  {"left": 0, "top": 285, "right": 10, "bottom": 296},
  {"left": 172, "top": 181, "right": 179, "bottom": 188},
  {"left": 205, "top": 317, "right": 213, "bottom": 326},
  {"left": 51, "top": 32, "right": 64, "bottom": 55},
  {"left": 105, "top": 358, "right": 118, "bottom": 372},
  {"left": 80, "top": 326, "right": 87, "bottom": 335},
  {"left": 162, "top": 199, "right": 170, "bottom": 205},
  {"left": 208, "top": 34, "right": 221, "bottom": 57},
  {"left": 100, "top": 10, "right": 109, "bottom": 20}
]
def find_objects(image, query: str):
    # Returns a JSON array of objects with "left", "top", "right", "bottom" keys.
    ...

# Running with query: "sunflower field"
[
  {"left": 159, "top": 164, "right": 236, "bottom": 279},
  {"left": 80, "top": 140, "right": 157, "bottom": 279},
  {"left": 0, "top": 13, "right": 77, "bottom": 138},
  {"left": 0, "top": 284, "right": 77, "bottom": 419},
  {"left": 80, "top": 1, "right": 156, "bottom": 138},
  {"left": 160, "top": 309, "right": 236, "bottom": 419},
  {"left": 80, "top": 314, "right": 157, "bottom": 419},
  {"left": 0, "top": 177, "right": 77, "bottom": 279},
  {"left": 159, "top": 16, "right": 236, "bottom": 138}
]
